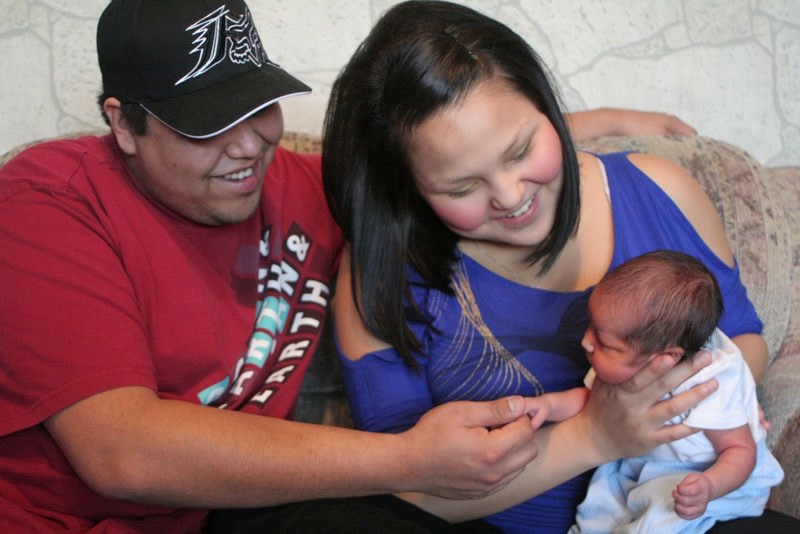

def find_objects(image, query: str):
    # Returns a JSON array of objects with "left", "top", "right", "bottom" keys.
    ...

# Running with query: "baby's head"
[{"left": 582, "top": 250, "right": 723, "bottom": 384}]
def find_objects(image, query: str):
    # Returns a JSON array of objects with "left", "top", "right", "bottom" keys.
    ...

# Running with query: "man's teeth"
[
  {"left": 221, "top": 167, "right": 254, "bottom": 181},
  {"left": 506, "top": 196, "right": 533, "bottom": 218}
]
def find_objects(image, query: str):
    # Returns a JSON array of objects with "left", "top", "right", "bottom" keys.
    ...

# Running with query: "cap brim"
[{"left": 142, "top": 64, "right": 311, "bottom": 139}]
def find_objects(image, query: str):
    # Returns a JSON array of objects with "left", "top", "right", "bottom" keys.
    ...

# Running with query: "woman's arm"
[
  {"left": 566, "top": 108, "right": 697, "bottom": 143},
  {"left": 398, "top": 352, "right": 718, "bottom": 522},
  {"left": 730, "top": 333, "right": 768, "bottom": 383},
  {"left": 334, "top": 248, "right": 391, "bottom": 359}
]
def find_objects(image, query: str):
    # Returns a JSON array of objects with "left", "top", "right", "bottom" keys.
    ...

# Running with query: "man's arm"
[
  {"left": 566, "top": 108, "right": 697, "bottom": 143},
  {"left": 45, "top": 386, "right": 540, "bottom": 507}
]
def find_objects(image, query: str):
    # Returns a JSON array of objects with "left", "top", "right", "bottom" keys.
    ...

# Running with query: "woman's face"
[{"left": 406, "top": 76, "right": 563, "bottom": 250}]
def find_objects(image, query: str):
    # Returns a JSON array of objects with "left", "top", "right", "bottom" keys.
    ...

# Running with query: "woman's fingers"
[
  {"left": 621, "top": 350, "right": 712, "bottom": 395},
  {"left": 586, "top": 350, "right": 718, "bottom": 459}
]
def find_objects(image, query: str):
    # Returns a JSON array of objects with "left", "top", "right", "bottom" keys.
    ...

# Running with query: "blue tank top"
[{"left": 337, "top": 152, "right": 762, "bottom": 533}]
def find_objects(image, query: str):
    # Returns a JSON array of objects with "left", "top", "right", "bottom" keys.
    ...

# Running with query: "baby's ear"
[{"left": 661, "top": 347, "right": 685, "bottom": 361}]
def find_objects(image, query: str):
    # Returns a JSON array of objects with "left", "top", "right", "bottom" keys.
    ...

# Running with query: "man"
[{"left": 0, "top": 0, "right": 705, "bottom": 531}]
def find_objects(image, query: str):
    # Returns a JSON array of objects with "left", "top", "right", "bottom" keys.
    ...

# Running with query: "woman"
[{"left": 323, "top": 1, "right": 781, "bottom": 532}]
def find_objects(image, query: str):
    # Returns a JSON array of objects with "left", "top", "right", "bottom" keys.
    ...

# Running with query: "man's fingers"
[
  {"left": 452, "top": 397, "right": 539, "bottom": 472},
  {"left": 665, "top": 115, "right": 698, "bottom": 136},
  {"left": 472, "top": 396, "right": 529, "bottom": 428}
]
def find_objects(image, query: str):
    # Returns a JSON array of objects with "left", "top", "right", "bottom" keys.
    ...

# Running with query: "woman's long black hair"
[{"left": 323, "top": 0, "right": 580, "bottom": 369}]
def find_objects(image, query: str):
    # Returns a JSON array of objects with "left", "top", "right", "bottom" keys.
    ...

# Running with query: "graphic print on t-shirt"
[{"left": 196, "top": 222, "right": 335, "bottom": 417}]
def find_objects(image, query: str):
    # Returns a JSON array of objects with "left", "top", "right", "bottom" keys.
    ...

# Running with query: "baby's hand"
[
  {"left": 672, "top": 472, "right": 715, "bottom": 519},
  {"left": 525, "top": 402, "right": 551, "bottom": 430},
  {"left": 520, "top": 388, "right": 589, "bottom": 431},
  {"left": 758, "top": 403, "right": 772, "bottom": 432}
]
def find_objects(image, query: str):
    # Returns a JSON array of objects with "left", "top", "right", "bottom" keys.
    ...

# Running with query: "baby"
[{"left": 528, "top": 250, "right": 783, "bottom": 533}]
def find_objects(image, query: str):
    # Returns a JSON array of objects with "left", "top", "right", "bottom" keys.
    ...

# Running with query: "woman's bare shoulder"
[
  {"left": 626, "top": 153, "right": 733, "bottom": 266},
  {"left": 333, "top": 249, "right": 392, "bottom": 361}
]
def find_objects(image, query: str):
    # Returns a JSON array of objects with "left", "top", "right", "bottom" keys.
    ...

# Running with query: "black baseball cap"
[{"left": 97, "top": 0, "right": 311, "bottom": 138}]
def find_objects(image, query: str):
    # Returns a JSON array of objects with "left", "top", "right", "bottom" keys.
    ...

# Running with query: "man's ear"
[{"left": 103, "top": 97, "right": 138, "bottom": 156}]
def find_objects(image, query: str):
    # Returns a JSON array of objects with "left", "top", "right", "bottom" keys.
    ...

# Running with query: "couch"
[{"left": 2, "top": 131, "right": 798, "bottom": 519}]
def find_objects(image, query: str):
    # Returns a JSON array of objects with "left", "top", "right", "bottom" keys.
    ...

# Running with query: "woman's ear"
[{"left": 102, "top": 97, "right": 138, "bottom": 156}]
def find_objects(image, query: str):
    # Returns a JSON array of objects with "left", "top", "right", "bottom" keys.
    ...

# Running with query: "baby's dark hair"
[{"left": 591, "top": 250, "right": 723, "bottom": 358}]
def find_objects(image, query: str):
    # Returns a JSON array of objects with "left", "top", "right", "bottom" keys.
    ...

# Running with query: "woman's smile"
[{"left": 407, "top": 76, "right": 563, "bottom": 247}]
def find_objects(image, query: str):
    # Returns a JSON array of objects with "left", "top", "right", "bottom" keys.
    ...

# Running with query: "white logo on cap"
[{"left": 176, "top": 5, "right": 273, "bottom": 86}]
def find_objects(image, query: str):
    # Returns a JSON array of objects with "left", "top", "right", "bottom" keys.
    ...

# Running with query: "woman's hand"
[{"left": 580, "top": 350, "right": 718, "bottom": 462}]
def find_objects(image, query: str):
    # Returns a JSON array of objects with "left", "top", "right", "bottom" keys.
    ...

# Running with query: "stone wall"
[{"left": 1, "top": 0, "right": 797, "bottom": 165}]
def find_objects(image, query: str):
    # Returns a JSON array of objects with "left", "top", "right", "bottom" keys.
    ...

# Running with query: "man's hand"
[
  {"left": 567, "top": 108, "right": 697, "bottom": 143},
  {"left": 615, "top": 109, "right": 698, "bottom": 137},
  {"left": 400, "top": 396, "right": 539, "bottom": 499}
]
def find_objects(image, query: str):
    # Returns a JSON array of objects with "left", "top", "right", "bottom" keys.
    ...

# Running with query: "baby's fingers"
[{"left": 673, "top": 473, "right": 711, "bottom": 519}]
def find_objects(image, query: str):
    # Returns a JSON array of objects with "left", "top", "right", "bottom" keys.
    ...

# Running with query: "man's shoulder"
[
  {"left": 263, "top": 146, "right": 326, "bottom": 208},
  {"left": 2, "top": 132, "right": 112, "bottom": 164},
  {"left": 266, "top": 146, "right": 321, "bottom": 181},
  {"left": 1, "top": 134, "right": 120, "bottom": 192}
]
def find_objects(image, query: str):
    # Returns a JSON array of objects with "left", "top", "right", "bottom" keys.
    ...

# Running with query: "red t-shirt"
[{"left": 0, "top": 135, "right": 343, "bottom": 531}]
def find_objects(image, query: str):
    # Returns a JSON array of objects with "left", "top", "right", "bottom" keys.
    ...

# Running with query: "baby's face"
[{"left": 582, "top": 301, "right": 652, "bottom": 384}]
